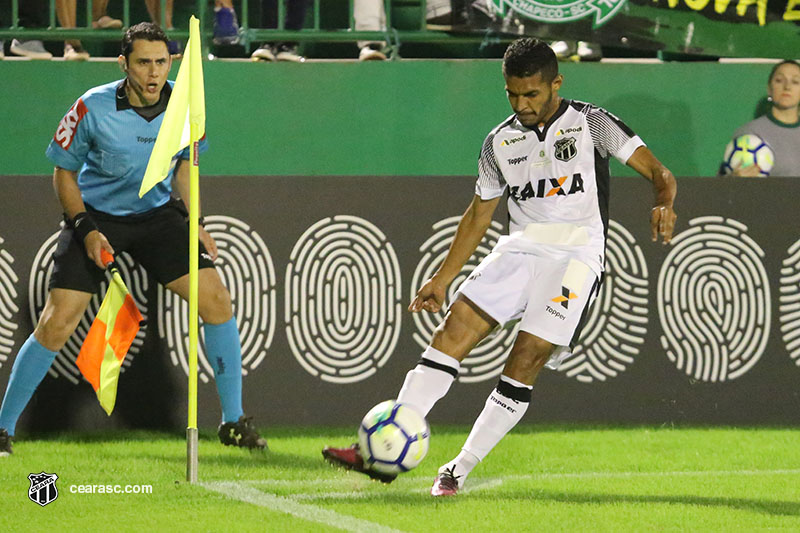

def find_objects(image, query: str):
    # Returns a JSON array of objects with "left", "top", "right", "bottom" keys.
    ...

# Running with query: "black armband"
[{"left": 72, "top": 211, "right": 98, "bottom": 242}]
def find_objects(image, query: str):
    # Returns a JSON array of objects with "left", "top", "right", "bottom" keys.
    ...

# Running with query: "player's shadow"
[
  {"left": 334, "top": 488, "right": 800, "bottom": 516},
  {"left": 492, "top": 489, "right": 800, "bottom": 517}
]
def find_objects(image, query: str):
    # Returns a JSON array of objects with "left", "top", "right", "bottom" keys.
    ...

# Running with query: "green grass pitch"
[{"left": 2, "top": 425, "right": 798, "bottom": 532}]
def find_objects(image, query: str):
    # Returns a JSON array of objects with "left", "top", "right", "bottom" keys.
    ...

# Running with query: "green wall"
[{"left": 0, "top": 60, "right": 771, "bottom": 177}]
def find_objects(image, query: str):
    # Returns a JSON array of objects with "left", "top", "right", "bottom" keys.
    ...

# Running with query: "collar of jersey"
[
  {"left": 766, "top": 109, "right": 800, "bottom": 128},
  {"left": 514, "top": 98, "right": 570, "bottom": 142},
  {"left": 116, "top": 80, "right": 172, "bottom": 113}
]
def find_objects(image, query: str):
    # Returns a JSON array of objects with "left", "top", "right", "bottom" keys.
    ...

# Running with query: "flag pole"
[
  {"left": 186, "top": 121, "right": 199, "bottom": 483},
  {"left": 186, "top": 16, "right": 202, "bottom": 484}
]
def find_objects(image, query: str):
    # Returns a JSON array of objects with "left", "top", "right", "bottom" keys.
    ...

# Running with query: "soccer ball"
[
  {"left": 357, "top": 400, "right": 430, "bottom": 475},
  {"left": 722, "top": 134, "right": 775, "bottom": 176}
]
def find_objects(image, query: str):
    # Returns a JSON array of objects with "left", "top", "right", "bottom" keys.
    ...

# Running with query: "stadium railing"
[{"left": 0, "top": 0, "right": 508, "bottom": 57}]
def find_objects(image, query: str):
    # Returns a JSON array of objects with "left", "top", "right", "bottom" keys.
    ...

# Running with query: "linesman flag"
[
  {"left": 139, "top": 15, "right": 205, "bottom": 197},
  {"left": 76, "top": 250, "right": 143, "bottom": 415}
]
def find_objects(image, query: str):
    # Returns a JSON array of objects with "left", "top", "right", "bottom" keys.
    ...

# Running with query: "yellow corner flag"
[
  {"left": 139, "top": 15, "right": 206, "bottom": 198},
  {"left": 76, "top": 251, "right": 143, "bottom": 415}
]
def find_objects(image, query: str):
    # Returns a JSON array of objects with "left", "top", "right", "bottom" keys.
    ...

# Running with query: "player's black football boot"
[
  {"left": 322, "top": 443, "right": 397, "bottom": 484},
  {"left": 0, "top": 428, "right": 13, "bottom": 457},
  {"left": 218, "top": 415, "right": 268, "bottom": 450}
]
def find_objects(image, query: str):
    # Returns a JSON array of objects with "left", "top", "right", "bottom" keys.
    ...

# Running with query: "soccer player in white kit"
[{"left": 323, "top": 37, "right": 677, "bottom": 495}]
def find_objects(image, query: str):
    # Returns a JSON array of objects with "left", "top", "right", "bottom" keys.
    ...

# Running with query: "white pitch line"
[{"left": 201, "top": 481, "right": 405, "bottom": 533}]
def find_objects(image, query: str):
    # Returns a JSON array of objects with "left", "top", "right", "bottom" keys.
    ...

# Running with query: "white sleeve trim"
[
  {"left": 615, "top": 136, "right": 646, "bottom": 165},
  {"left": 475, "top": 183, "right": 506, "bottom": 200}
]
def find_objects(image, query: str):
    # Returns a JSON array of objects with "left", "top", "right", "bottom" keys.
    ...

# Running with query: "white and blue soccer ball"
[
  {"left": 357, "top": 400, "right": 430, "bottom": 475},
  {"left": 722, "top": 134, "right": 775, "bottom": 176}
]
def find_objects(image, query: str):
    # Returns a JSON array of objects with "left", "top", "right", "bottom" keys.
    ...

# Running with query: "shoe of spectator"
[
  {"left": 359, "top": 44, "right": 386, "bottom": 61},
  {"left": 10, "top": 39, "right": 52, "bottom": 60},
  {"left": 92, "top": 15, "right": 123, "bottom": 29},
  {"left": 251, "top": 44, "right": 276, "bottom": 62},
  {"left": 64, "top": 43, "right": 90, "bottom": 61},
  {"left": 0, "top": 428, "right": 13, "bottom": 456},
  {"left": 426, "top": 1, "right": 453, "bottom": 29},
  {"left": 213, "top": 6, "right": 240, "bottom": 45},
  {"left": 577, "top": 41, "right": 601, "bottom": 61},
  {"left": 322, "top": 443, "right": 398, "bottom": 484},
  {"left": 275, "top": 44, "right": 305, "bottom": 63},
  {"left": 550, "top": 41, "right": 575, "bottom": 59},
  {"left": 0, "top": 41, "right": 4, "bottom": 60},
  {"left": 217, "top": 415, "right": 268, "bottom": 450}
]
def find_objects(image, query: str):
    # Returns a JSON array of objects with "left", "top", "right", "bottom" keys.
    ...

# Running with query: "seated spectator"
[
  {"left": 56, "top": 0, "right": 91, "bottom": 60},
  {"left": 144, "top": 0, "right": 182, "bottom": 55},
  {"left": 251, "top": 0, "right": 309, "bottom": 62},
  {"left": 214, "top": 0, "right": 240, "bottom": 45},
  {"left": 551, "top": 41, "right": 602, "bottom": 62},
  {"left": 355, "top": 0, "right": 387, "bottom": 61},
  {"left": 721, "top": 60, "right": 800, "bottom": 177},
  {"left": 7, "top": 0, "right": 53, "bottom": 60}
]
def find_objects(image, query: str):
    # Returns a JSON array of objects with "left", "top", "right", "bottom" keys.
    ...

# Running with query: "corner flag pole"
[{"left": 185, "top": 15, "right": 205, "bottom": 484}]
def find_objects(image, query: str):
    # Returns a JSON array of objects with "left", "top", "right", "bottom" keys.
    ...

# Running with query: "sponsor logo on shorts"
[
  {"left": 507, "top": 155, "right": 528, "bottom": 165},
  {"left": 551, "top": 286, "right": 578, "bottom": 309},
  {"left": 54, "top": 98, "right": 88, "bottom": 150},
  {"left": 545, "top": 305, "right": 567, "bottom": 320},
  {"left": 501, "top": 135, "right": 526, "bottom": 147}
]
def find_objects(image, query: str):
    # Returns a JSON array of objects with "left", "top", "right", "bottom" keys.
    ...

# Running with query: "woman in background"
[{"left": 722, "top": 60, "right": 800, "bottom": 177}]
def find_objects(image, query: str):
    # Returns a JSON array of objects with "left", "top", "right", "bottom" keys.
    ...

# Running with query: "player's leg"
[
  {"left": 324, "top": 252, "right": 531, "bottom": 479},
  {"left": 431, "top": 331, "right": 552, "bottom": 495},
  {"left": 138, "top": 202, "right": 265, "bottom": 449},
  {"left": 0, "top": 289, "right": 92, "bottom": 450},
  {"left": 0, "top": 218, "right": 105, "bottom": 455},
  {"left": 431, "top": 257, "right": 599, "bottom": 495}
]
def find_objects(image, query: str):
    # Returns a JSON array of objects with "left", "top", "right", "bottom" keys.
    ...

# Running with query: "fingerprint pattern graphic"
[
  {"left": 159, "top": 216, "right": 276, "bottom": 383},
  {"left": 29, "top": 232, "right": 148, "bottom": 384},
  {"left": 779, "top": 239, "right": 800, "bottom": 367},
  {"left": 411, "top": 217, "right": 513, "bottom": 383},
  {"left": 0, "top": 237, "right": 19, "bottom": 371},
  {"left": 560, "top": 220, "right": 648, "bottom": 383},
  {"left": 657, "top": 217, "right": 770, "bottom": 382},
  {"left": 285, "top": 216, "right": 402, "bottom": 383}
]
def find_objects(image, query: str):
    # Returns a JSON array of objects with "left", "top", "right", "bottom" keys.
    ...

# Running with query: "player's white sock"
[
  {"left": 441, "top": 375, "right": 532, "bottom": 487},
  {"left": 396, "top": 346, "right": 459, "bottom": 418}
]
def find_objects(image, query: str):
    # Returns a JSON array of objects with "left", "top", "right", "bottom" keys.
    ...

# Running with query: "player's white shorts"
[{"left": 455, "top": 251, "right": 600, "bottom": 355}]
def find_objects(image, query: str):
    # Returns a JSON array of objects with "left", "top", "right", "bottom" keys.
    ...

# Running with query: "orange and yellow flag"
[{"left": 76, "top": 251, "right": 143, "bottom": 415}]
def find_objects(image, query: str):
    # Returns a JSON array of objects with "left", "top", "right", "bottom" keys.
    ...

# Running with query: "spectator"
[
  {"left": 721, "top": 60, "right": 800, "bottom": 177},
  {"left": 144, "top": 0, "right": 182, "bottom": 55},
  {"left": 56, "top": 0, "right": 91, "bottom": 60},
  {"left": 251, "top": 0, "right": 309, "bottom": 62},
  {"left": 354, "top": 0, "right": 387, "bottom": 61},
  {"left": 7, "top": 0, "right": 53, "bottom": 60},
  {"left": 213, "top": 0, "right": 241, "bottom": 45},
  {"left": 551, "top": 41, "right": 602, "bottom": 62}
]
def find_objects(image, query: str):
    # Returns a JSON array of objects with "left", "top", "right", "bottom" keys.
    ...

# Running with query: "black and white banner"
[{"left": 1, "top": 176, "right": 799, "bottom": 431}]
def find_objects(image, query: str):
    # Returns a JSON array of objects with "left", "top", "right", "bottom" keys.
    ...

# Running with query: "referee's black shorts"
[{"left": 49, "top": 199, "right": 215, "bottom": 294}]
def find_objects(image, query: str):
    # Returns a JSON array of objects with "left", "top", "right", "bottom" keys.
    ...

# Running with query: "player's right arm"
[
  {"left": 53, "top": 167, "right": 114, "bottom": 269},
  {"left": 409, "top": 195, "right": 502, "bottom": 314}
]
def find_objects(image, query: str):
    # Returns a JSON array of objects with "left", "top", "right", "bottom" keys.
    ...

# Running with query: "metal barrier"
[{"left": 0, "top": 0, "right": 508, "bottom": 56}]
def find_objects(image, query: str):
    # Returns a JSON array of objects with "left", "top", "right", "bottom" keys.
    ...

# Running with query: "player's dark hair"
[
  {"left": 768, "top": 59, "right": 800, "bottom": 83},
  {"left": 121, "top": 22, "right": 169, "bottom": 60},
  {"left": 502, "top": 38, "right": 559, "bottom": 81}
]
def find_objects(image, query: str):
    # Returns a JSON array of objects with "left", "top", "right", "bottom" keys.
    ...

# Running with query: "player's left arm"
[
  {"left": 172, "top": 159, "right": 218, "bottom": 260},
  {"left": 626, "top": 146, "right": 677, "bottom": 244}
]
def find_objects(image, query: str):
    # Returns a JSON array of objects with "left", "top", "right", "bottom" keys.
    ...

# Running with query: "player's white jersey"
[{"left": 475, "top": 99, "right": 645, "bottom": 275}]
